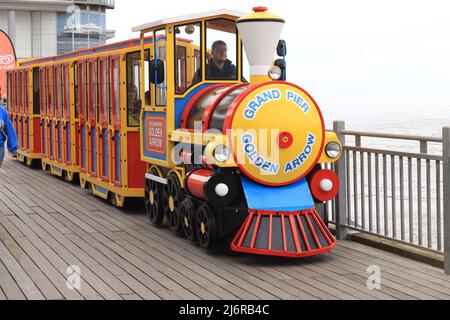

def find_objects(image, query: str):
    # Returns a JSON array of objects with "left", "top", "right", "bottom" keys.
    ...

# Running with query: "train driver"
[
  {"left": 192, "top": 40, "right": 237, "bottom": 82},
  {"left": 127, "top": 84, "right": 141, "bottom": 126}
]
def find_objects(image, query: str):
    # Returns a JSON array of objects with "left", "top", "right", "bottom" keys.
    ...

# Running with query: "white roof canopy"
[{"left": 131, "top": 9, "right": 246, "bottom": 32}]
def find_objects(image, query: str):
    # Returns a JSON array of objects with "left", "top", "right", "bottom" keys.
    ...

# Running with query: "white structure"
[{"left": 0, "top": 0, "right": 115, "bottom": 59}]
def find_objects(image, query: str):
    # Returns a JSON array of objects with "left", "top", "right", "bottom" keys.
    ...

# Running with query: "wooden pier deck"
[{"left": 0, "top": 157, "right": 449, "bottom": 300}]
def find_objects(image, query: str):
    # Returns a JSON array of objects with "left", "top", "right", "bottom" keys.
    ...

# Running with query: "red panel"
[
  {"left": 75, "top": 122, "right": 80, "bottom": 166},
  {"left": 33, "top": 117, "right": 41, "bottom": 153},
  {"left": 126, "top": 131, "right": 146, "bottom": 189}
]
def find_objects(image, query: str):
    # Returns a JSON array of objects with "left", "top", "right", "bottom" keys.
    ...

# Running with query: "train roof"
[
  {"left": 17, "top": 35, "right": 192, "bottom": 68},
  {"left": 132, "top": 9, "right": 245, "bottom": 33}
]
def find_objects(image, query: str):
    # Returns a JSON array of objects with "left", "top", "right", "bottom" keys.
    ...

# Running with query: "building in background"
[{"left": 0, "top": 0, "right": 115, "bottom": 59}]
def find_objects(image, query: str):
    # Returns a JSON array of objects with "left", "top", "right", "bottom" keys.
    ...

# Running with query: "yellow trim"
[
  {"left": 168, "top": 167, "right": 186, "bottom": 188},
  {"left": 318, "top": 132, "right": 342, "bottom": 163},
  {"left": 237, "top": 10, "right": 283, "bottom": 22},
  {"left": 79, "top": 173, "right": 144, "bottom": 197},
  {"left": 149, "top": 165, "right": 163, "bottom": 177}
]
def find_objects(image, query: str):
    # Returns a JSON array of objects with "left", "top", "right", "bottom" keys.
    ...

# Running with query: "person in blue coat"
[{"left": 0, "top": 106, "right": 18, "bottom": 168}]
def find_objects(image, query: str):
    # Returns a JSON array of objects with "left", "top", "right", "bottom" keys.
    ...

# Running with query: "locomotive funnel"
[{"left": 236, "top": 7, "right": 284, "bottom": 83}]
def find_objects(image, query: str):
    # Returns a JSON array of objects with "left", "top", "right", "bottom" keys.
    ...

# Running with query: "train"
[{"left": 6, "top": 7, "right": 342, "bottom": 257}]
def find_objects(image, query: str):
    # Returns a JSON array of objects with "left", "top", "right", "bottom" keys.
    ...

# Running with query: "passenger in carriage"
[{"left": 127, "top": 84, "right": 141, "bottom": 126}]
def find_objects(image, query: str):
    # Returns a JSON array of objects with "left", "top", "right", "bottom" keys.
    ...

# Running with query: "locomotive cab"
[{"left": 135, "top": 8, "right": 343, "bottom": 257}]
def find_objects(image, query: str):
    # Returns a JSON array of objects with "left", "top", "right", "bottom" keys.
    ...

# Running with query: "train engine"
[{"left": 137, "top": 7, "right": 342, "bottom": 257}]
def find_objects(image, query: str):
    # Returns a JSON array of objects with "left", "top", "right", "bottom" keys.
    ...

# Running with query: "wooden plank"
[
  {"left": 0, "top": 259, "right": 26, "bottom": 300},
  {"left": 329, "top": 248, "right": 442, "bottom": 299},
  {"left": 118, "top": 228, "right": 315, "bottom": 300},
  {"left": 0, "top": 224, "right": 62, "bottom": 300},
  {"left": 3, "top": 183, "right": 38, "bottom": 208},
  {"left": 32, "top": 206, "right": 73, "bottom": 235},
  {"left": 28, "top": 214, "right": 133, "bottom": 296},
  {"left": 6, "top": 215, "right": 103, "bottom": 300},
  {"left": 0, "top": 240, "right": 45, "bottom": 299}
]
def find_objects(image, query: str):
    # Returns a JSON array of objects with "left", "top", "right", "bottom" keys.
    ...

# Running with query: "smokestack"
[{"left": 236, "top": 7, "right": 284, "bottom": 84}]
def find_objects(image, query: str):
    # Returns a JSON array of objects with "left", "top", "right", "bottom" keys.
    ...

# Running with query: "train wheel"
[
  {"left": 163, "top": 174, "right": 183, "bottom": 232},
  {"left": 195, "top": 204, "right": 217, "bottom": 250},
  {"left": 110, "top": 192, "right": 117, "bottom": 207},
  {"left": 63, "top": 170, "right": 74, "bottom": 183},
  {"left": 145, "top": 169, "right": 164, "bottom": 225},
  {"left": 180, "top": 198, "right": 196, "bottom": 241},
  {"left": 110, "top": 192, "right": 125, "bottom": 208},
  {"left": 25, "top": 157, "right": 33, "bottom": 167}
]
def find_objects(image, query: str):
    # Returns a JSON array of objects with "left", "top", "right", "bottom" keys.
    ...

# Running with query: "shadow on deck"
[{"left": 0, "top": 157, "right": 449, "bottom": 300}]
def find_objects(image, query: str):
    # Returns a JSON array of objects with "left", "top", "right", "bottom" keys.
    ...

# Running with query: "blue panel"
[
  {"left": 94, "top": 185, "right": 108, "bottom": 195},
  {"left": 103, "top": 129, "right": 108, "bottom": 178},
  {"left": 81, "top": 125, "right": 86, "bottom": 168},
  {"left": 42, "top": 122, "right": 46, "bottom": 154},
  {"left": 58, "top": 122, "right": 62, "bottom": 160},
  {"left": 174, "top": 83, "right": 212, "bottom": 128},
  {"left": 92, "top": 128, "right": 97, "bottom": 173},
  {"left": 53, "top": 166, "right": 62, "bottom": 173},
  {"left": 67, "top": 124, "right": 71, "bottom": 162},
  {"left": 49, "top": 121, "right": 54, "bottom": 157},
  {"left": 240, "top": 176, "right": 314, "bottom": 212},
  {"left": 115, "top": 131, "right": 121, "bottom": 181}
]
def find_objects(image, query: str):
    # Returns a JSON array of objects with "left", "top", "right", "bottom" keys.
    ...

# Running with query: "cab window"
[
  {"left": 175, "top": 22, "right": 201, "bottom": 94},
  {"left": 154, "top": 29, "right": 166, "bottom": 106},
  {"left": 205, "top": 19, "right": 238, "bottom": 81}
]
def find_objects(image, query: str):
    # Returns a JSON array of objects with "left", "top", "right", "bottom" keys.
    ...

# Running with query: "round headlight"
[
  {"left": 268, "top": 66, "right": 282, "bottom": 80},
  {"left": 213, "top": 145, "right": 231, "bottom": 163},
  {"left": 325, "top": 142, "right": 341, "bottom": 158}
]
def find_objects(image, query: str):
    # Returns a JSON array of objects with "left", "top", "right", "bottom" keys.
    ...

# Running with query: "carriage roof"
[{"left": 131, "top": 9, "right": 245, "bottom": 33}]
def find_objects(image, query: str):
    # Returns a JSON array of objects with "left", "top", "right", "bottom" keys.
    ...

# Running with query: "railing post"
[
  {"left": 334, "top": 121, "right": 348, "bottom": 240},
  {"left": 443, "top": 127, "right": 450, "bottom": 274}
]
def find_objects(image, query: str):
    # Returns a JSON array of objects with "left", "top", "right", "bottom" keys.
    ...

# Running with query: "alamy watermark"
[
  {"left": 66, "top": 265, "right": 81, "bottom": 290},
  {"left": 366, "top": 265, "right": 381, "bottom": 290}
]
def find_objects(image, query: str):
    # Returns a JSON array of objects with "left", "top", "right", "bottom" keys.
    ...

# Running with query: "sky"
[{"left": 106, "top": 0, "right": 450, "bottom": 115}]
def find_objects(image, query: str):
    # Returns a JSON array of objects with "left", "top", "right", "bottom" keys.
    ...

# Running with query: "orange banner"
[{"left": 0, "top": 30, "right": 16, "bottom": 101}]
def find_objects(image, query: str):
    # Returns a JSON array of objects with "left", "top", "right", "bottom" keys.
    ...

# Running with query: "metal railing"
[
  {"left": 326, "top": 121, "right": 450, "bottom": 274},
  {"left": 75, "top": 0, "right": 115, "bottom": 8}
]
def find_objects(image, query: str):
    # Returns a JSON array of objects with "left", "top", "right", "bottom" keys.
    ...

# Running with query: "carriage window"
[
  {"left": 126, "top": 50, "right": 149, "bottom": 127},
  {"left": 47, "top": 68, "right": 54, "bottom": 116},
  {"left": 111, "top": 58, "right": 120, "bottom": 125},
  {"left": 13, "top": 72, "right": 16, "bottom": 112},
  {"left": 88, "top": 61, "right": 98, "bottom": 122},
  {"left": 63, "top": 65, "right": 70, "bottom": 118},
  {"left": 32, "top": 68, "right": 40, "bottom": 115},
  {"left": 175, "top": 22, "right": 201, "bottom": 94},
  {"left": 18, "top": 71, "right": 22, "bottom": 112},
  {"left": 25, "top": 70, "right": 29, "bottom": 113},
  {"left": 6, "top": 72, "right": 11, "bottom": 111},
  {"left": 74, "top": 63, "right": 78, "bottom": 118},
  {"left": 155, "top": 29, "right": 166, "bottom": 106},
  {"left": 77, "top": 62, "right": 87, "bottom": 119},
  {"left": 40, "top": 69, "right": 46, "bottom": 115},
  {"left": 205, "top": 19, "right": 238, "bottom": 81},
  {"left": 99, "top": 59, "right": 108, "bottom": 123},
  {"left": 55, "top": 67, "right": 61, "bottom": 117}
]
